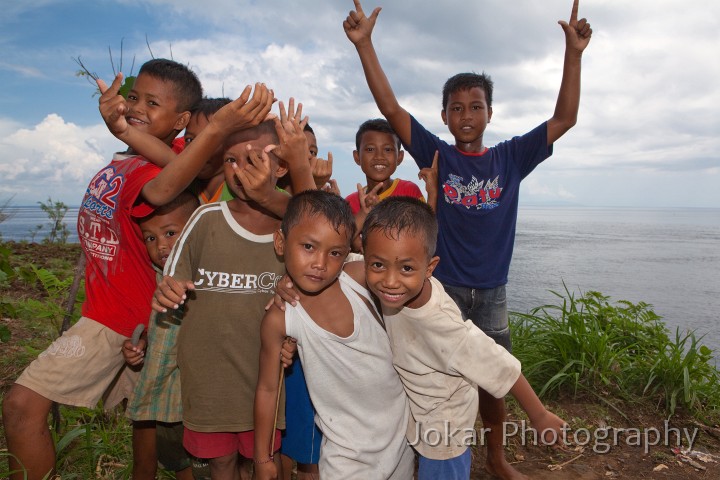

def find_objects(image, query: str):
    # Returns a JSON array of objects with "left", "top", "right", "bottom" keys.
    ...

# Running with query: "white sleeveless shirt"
[{"left": 285, "top": 272, "right": 414, "bottom": 479}]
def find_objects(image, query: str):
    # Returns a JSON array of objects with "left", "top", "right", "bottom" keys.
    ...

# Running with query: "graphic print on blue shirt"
[{"left": 443, "top": 173, "right": 503, "bottom": 210}]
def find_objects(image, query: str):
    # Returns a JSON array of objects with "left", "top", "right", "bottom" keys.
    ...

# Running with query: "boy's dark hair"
[
  {"left": 442, "top": 72, "right": 494, "bottom": 110},
  {"left": 281, "top": 190, "right": 356, "bottom": 243},
  {"left": 303, "top": 123, "right": 315, "bottom": 135},
  {"left": 224, "top": 120, "right": 278, "bottom": 150},
  {"left": 193, "top": 97, "right": 231, "bottom": 122},
  {"left": 355, "top": 118, "right": 401, "bottom": 151},
  {"left": 138, "top": 58, "right": 203, "bottom": 113},
  {"left": 141, "top": 190, "right": 199, "bottom": 224},
  {"left": 361, "top": 197, "right": 437, "bottom": 259}
]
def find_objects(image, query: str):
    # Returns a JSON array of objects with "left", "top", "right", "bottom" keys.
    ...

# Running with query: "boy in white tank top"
[{"left": 254, "top": 190, "right": 414, "bottom": 480}]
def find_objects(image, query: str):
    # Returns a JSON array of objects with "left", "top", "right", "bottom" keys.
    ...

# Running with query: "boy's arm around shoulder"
[
  {"left": 344, "top": 0, "right": 412, "bottom": 146},
  {"left": 254, "top": 305, "right": 288, "bottom": 475},
  {"left": 546, "top": 0, "right": 592, "bottom": 146}
]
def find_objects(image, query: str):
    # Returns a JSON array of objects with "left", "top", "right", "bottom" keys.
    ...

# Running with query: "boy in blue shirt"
[{"left": 344, "top": 0, "right": 592, "bottom": 477}]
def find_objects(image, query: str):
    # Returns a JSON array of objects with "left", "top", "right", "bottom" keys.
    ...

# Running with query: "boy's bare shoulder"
[{"left": 342, "top": 260, "right": 366, "bottom": 286}]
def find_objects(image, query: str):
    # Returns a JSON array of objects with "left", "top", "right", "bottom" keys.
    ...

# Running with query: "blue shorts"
[
  {"left": 418, "top": 447, "right": 471, "bottom": 480},
  {"left": 280, "top": 358, "right": 322, "bottom": 464},
  {"left": 442, "top": 284, "right": 512, "bottom": 352}
]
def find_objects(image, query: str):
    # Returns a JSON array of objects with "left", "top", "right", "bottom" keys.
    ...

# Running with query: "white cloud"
[
  {"left": 0, "top": 114, "right": 123, "bottom": 205},
  {"left": 1, "top": 0, "right": 719, "bottom": 207}
]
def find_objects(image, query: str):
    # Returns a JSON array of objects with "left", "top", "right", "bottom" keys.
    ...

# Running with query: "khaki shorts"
[{"left": 16, "top": 316, "right": 139, "bottom": 409}]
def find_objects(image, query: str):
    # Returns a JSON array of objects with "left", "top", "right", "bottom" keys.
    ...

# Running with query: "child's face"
[
  {"left": 364, "top": 229, "right": 438, "bottom": 310},
  {"left": 223, "top": 130, "right": 286, "bottom": 200},
  {"left": 304, "top": 131, "right": 318, "bottom": 158},
  {"left": 126, "top": 73, "right": 189, "bottom": 142},
  {"left": 353, "top": 131, "right": 404, "bottom": 184},
  {"left": 274, "top": 214, "right": 351, "bottom": 296},
  {"left": 139, "top": 206, "right": 191, "bottom": 268},
  {"left": 186, "top": 113, "right": 224, "bottom": 180},
  {"left": 441, "top": 86, "right": 493, "bottom": 145}
]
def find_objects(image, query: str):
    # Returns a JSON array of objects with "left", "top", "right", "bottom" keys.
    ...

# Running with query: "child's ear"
[
  {"left": 273, "top": 229, "right": 286, "bottom": 256},
  {"left": 174, "top": 111, "right": 192, "bottom": 132},
  {"left": 275, "top": 160, "right": 289, "bottom": 179},
  {"left": 441, "top": 109, "right": 447, "bottom": 126},
  {"left": 352, "top": 150, "right": 361, "bottom": 166},
  {"left": 396, "top": 150, "right": 405, "bottom": 165},
  {"left": 426, "top": 256, "right": 440, "bottom": 278},
  {"left": 487, "top": 106, "right": 493, "bottom": 124}
]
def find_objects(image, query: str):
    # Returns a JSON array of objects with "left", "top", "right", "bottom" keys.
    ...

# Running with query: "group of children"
[{"left": 2, "top": 0, "right": 592, "bottom": 479}]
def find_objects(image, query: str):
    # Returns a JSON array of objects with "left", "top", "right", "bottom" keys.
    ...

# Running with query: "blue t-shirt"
[{"left": 406, "top": 115, "right": 552, "bottom": 289}]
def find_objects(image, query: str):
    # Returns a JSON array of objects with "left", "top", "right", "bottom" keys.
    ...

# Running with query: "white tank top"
[{"left": 285, "top": 271, "right": 413, "bottom": 479}]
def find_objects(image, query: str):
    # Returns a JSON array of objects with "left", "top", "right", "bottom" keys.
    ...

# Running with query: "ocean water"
[
  {"left": 508, "top": 206, "right": 720, "bottom": 355},
  {"left": 2, "top": 205, "right": 719, "bottom": 353}
]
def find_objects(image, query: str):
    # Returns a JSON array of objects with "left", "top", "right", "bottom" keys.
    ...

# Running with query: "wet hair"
[
  {"left": 192, "top": 97, "right": 231, "bottom": 122},
  {"left": 281, "top": 190, "right": 356, "bottom": 244},
  {"left": 355, "top": 118, "right": 401, "bottom": 151},
  {"left": 361, "top": 197, "right": 437, "bottom": 259},
  {"left": 141, "top": 190, "right": 199, "bottom": 225},
  {"left": 138, "top": 58, "right": 203, "bottom": 113},
  {"left": 442, "top": 72, "right": 494, "bottom": 110}
]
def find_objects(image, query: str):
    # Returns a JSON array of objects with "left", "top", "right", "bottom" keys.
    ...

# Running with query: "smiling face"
[
  {"left": 274, "top": 213, "right": 351, "bottom": 296},
  {"left": 353, "top": 130, "right": 404, "bottom": 188},
  {"left": 139, "top": 206, "right": 192, "bottom": 268},
  {"left": 441, "top": 86, "right": 493, "bottom": 152},
  {"left": 125, "top": 73, "right": 190, "bottom": 145},
  {"left": 364, "top": 229, "right": 439, "bottom": 310}
]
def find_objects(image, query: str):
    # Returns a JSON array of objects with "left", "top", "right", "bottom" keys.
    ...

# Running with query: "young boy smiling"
[
  {"left": 361, "top": 197, "right": 566, "bottom": 480},
  {"left": 2, "top": 59, "right": 274, "bottom": 480},
  {"left": 254, "top": 190, "right": 414, "bottom": 480},
  {"left": 345, "top": 0, "right": 592, "bottom": 476}
]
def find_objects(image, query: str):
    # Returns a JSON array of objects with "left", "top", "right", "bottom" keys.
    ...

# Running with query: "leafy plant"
[{"left": 511, "top": 284, "right": 720, "bottom": 420}]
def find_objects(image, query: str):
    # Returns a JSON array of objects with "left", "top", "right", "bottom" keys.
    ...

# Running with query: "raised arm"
[
  {"left": 253, "top": 307, "right": 289, "bottom": 479},
  {"left": 546, "top": 0, "right": 593, "bottom": 145},
  {"left": 97, "top": 74, "right": 178, "bottom": 167},
  {"left": 98, "top": 76, "right": 275, "bottom": 207},
  {"left": 344, "top": 0, "right": 412, "bottom": 146}
]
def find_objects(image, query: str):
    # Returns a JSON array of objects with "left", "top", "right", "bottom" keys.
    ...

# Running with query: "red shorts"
[{"left": 183, "top": 427, "right": 282, "bottom": 459}]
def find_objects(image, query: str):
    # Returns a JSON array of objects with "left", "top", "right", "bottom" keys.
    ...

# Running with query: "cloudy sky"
[{"left": 1, "top": 0, "right": 718, "bottom": 208}]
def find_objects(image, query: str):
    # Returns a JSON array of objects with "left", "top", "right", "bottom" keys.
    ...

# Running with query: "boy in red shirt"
[{"left": 2, "top": 58, "right": 274, "bottom": 480}]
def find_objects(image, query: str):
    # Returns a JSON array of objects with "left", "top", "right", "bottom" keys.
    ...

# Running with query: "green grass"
[
  {"left": 511, "top": 284, "right": 720, "bottom": 421},
  {"left": 3, "top": 241, "right": 720, "bottom": 476}
]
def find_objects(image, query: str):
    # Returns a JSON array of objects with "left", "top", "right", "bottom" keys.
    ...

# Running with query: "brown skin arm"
[
  {"left": 97, "top": 76, "right": 275, "bottom": 207},
  {"left": 418, "top": 150, "right": 439, "bottom": 213},
  {"left": 546, "top": 0, "right": 593, "bottom": 145},
  {"left": 344, "top": 0, "right": 412, "bottom": 147},
  {"left": 97, "top": 74, "right": 182, "bottom": 167},
  {"left": 509, "top": 374, "right": 567, "bottom": 445},
  {"left": 254, "top": 306, "right": 288, "bottom": 479}
]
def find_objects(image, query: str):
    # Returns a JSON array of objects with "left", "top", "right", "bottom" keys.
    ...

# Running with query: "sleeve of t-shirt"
[
  {"left": 396, "top": 179, "right": 426, "bottom": 201},
  {"left": 446, "top": 321, "right": 522, "bottom": 399},
  {"left": 405, "top": 115, "right": 450, "bottom": 170},
  {"left": 126, "top": 161, "right": 162, "bottom": 220},
  {"left": 496, "top": 122, "right": 553, "bottom": 180},
  {"left": 344, "top": 191, "right": 361, "bottom": 215}
]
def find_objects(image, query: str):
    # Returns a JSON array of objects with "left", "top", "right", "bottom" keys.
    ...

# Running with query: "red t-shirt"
[
  {"left": 78, "top": 155, "right": 161, "bottom": 337},
  {"left": 345, "top": 178, "right": 425, "bottom": 215}
]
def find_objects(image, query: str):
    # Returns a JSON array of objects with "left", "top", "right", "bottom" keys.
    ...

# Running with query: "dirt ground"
[{"left": 2, "top": 242, "right": 719, "bottom": 479}]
